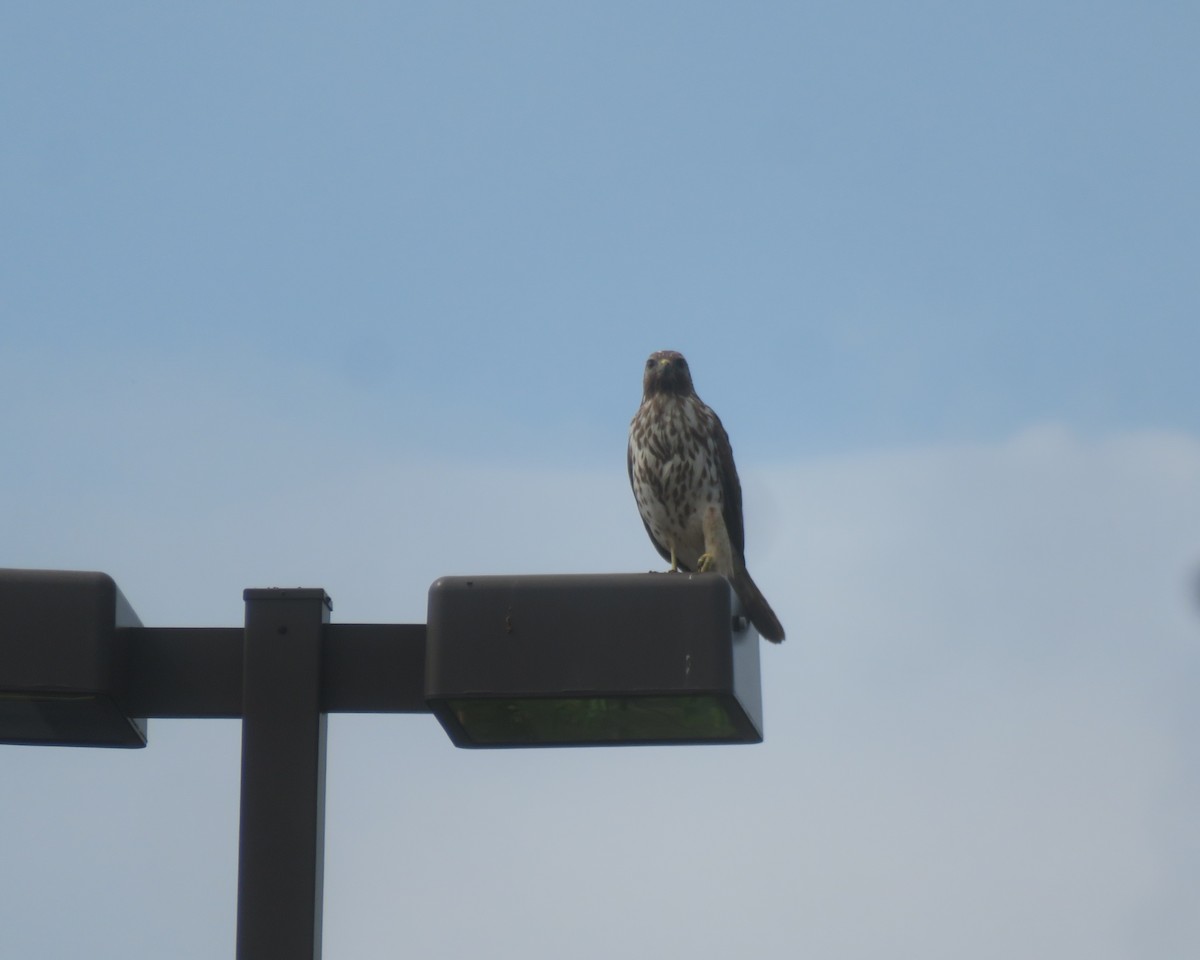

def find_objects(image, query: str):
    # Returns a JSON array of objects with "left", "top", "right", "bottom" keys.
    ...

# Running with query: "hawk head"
[{"left": 642, "top": 350, "right": 695, "bottom": 398}]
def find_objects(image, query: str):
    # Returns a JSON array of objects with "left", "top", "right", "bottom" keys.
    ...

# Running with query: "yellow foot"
[{"left": 696, "top": 552, "right": 715, "bottom": 573}]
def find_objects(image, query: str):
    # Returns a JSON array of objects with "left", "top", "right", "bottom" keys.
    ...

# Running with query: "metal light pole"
[
  {"left": 1, "top": 569, "right": 764, "bottom": 960},
  {"left": 237, "top": 589, "right": 330, "bottom": 960}
]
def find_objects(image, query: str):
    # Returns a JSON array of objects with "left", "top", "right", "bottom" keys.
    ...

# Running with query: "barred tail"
[{"left": 731, "top": 567, "right": 785, "bottom": 643}]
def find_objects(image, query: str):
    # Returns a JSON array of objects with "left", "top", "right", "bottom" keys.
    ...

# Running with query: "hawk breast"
[{"left": 628, "top": 394, "right": 724, "bottom": 571}]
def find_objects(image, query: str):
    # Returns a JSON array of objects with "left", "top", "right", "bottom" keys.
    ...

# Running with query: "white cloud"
[{"left": 2, "top": 425, "right": 1198, "bottom": 959}]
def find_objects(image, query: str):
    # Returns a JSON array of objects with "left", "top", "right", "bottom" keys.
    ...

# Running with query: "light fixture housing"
[
  {"left": 0, "top": 568, "right": 147, "bottom": 747},
  {"left": 425, "top": 573, "right": 763, "bottom": 747}
]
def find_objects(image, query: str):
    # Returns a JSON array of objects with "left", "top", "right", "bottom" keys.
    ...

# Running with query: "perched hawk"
[{"left": 628, "top": 350, "right": 785, "bottom": 642}]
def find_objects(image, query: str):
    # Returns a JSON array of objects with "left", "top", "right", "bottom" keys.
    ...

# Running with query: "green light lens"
[{"left": 448, "top": 694, "right": 741, "bottom": 745}]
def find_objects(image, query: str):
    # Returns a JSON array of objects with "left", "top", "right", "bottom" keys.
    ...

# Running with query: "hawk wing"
[{"left": 702, "top": 403, "right": 746, "bottom": 560}]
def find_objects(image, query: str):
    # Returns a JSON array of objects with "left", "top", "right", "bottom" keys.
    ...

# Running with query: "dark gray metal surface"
[
  {"left": 119, "top": 624, "right": 429, "bottom": 718},
  {"left": 319, "top": 623, "right": 427, "bottom": 713},
  {"left": 425, "top": 573, "right": 763, "bottom": 747},
  {"left": 0, "top": 567, "right": 146, "bottom": 746},
  {"left": 236, "top": 588, "right": 330, "bottom": 960},
  {"left": 124, "top": 627, "right": 244, "bottom": 717}
]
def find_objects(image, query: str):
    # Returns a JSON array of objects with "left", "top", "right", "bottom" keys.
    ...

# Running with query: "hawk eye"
[
  {"left": 646, "top": 358, "right": 656, "bottom": 369},
  {"left": 674, "top": 357, "right": 686, "bottom": 368}
]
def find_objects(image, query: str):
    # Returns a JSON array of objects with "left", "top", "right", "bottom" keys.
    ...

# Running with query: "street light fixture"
[
  {"left": 426, "top": 573, "right": 762, "bottom": 746},
  {"left": 1, "top": 566, "right": 768, "bottom": 960},
  {"left": 0, "top": 568, "right": 146, "bottom": 747}
]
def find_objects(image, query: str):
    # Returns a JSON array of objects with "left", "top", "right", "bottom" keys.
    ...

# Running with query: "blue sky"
[
  {"left": 5, "top": 2, "right": 1198, "bottom": 458},
  {"left": 2, "top": 4, "right": 1199, "bottom": 958}
]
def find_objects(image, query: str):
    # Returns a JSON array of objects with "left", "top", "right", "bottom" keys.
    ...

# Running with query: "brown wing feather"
[{"left": 707, "top": 405, "right": 746, "bottom": 560}]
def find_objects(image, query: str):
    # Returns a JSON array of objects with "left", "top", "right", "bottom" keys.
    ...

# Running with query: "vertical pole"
[{"left": 236, "top": 588, "right": 330, "bottom": 960}]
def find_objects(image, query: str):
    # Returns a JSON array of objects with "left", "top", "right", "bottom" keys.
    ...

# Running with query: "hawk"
[{"left": 628, "top": 350, "right": 785, "bottom": 642}]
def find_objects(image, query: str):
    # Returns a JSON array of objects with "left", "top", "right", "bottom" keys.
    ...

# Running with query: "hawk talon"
[{"left": 696, "top": 552, "right": 715, "bottom": 573}]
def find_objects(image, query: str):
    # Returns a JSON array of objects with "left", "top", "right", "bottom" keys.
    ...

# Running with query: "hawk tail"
[{"left": 731, "top": 568, "right": 785, "bottom": 643}]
